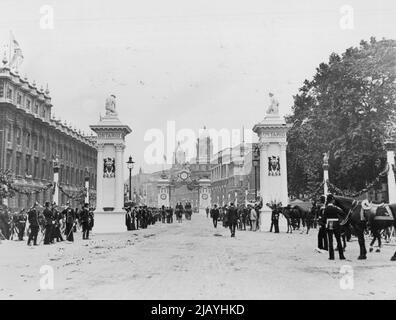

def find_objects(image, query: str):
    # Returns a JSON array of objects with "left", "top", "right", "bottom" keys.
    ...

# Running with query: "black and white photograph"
[{"left": 1, "top": 0, "right": 396, "bottom": 306}]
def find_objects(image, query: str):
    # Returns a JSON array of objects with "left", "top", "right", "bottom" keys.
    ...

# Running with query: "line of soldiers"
[
  {"left": 124, "top": 203, "right": 195, "bottom": 231},
  {"left": 124, "top": 206, "right": 162, "bottom": 231},
  {"left": 209, "top": 202, "right": 263, "bottom": 237},
  {"left": 0, "top": 201, "right": 94, "bottom": 245}
]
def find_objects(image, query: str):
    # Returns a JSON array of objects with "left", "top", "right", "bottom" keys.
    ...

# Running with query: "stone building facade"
[{"left": 0, "top": 62, "right": 97, "bottom": 210}]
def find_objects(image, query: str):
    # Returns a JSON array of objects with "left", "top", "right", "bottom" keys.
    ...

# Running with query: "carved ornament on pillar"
[
  {"left": 258, "top": 141, "right": 270, "bottom": 151},
  {"left": 97, "top": 143, "right": 105, "bottom": 152},
  {"left": 115, "top": 143, "right": 125, "bottom": 151},
  {"left": 279, "top": 142, "right": 288, "bottom": 151}
]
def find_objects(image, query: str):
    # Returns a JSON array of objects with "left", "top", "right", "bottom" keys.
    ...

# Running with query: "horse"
[
  {"left": 334, "top": 196, "right": 396, "bottom": 261},
  {"left": 281, "top": 206, "right": 294, "bottom": 233},
  {"left": 292, "top": 205, "right": 315, "bottom": 234}
]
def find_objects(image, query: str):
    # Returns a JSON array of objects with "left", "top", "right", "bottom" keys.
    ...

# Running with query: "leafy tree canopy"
[{"left": 286, "top": 37, "right": 396, "bottom": 197}]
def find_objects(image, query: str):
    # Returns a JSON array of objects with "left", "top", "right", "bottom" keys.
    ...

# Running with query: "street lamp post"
[
  {"left": 126, "top": 156, "right": 135, "bottom": 202},
  {"left": 52, "top": 156, "right": 60, "bottom": 205},
  {"left": 253, "top": 146, "right": 260, "bottom": 201}
]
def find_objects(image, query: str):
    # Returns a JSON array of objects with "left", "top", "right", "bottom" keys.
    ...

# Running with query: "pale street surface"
[{"left": 1, "top": 210, "right": 396, "bottom": 300}]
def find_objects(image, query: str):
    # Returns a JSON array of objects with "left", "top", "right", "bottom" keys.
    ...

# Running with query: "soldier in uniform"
[
  {"left": 80, "top": 203, "right": 91, "bottom": 240},
  {"left": 323, "top": 194, "right": 346, "bottom": 260},
  {"left": 271, "top": 208, "right": 280, "bottom": 233},
  {"left": 16, "top": 209, "right": 27, "bottom": 241},
  {"left": 226, "top": 203, "right": 239, "bottom": 237},
  {"left": 63, "top": 203, "right": 76, "bottom": 242},
  {"left": 27, "top": 203, "right": 40, "bottom": 246},
  {"left": 316, "top": 195, "right": 328, "bottom": 252},
  {"left": 43, "top": 202, "right": 54, "bottom": 245}
]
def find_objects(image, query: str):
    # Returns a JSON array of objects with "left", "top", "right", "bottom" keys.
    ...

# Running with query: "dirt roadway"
[{"left": 1, "top": 211, "right": 396, "bottom": 300}]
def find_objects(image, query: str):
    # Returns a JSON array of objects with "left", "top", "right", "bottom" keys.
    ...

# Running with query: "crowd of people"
[
  {"left": 124, "top": 202, "right": 194, "bottom": 231},
  {"left": 207, "top": 201, "right": 264, "bottom": 237},
  {"left": 0, "top": 201, "right": 94, "bottom": 245}
]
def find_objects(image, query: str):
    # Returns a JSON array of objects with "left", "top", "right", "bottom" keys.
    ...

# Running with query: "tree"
[{"left": 287, "top": 37, "right": 396, "bottom": 197}]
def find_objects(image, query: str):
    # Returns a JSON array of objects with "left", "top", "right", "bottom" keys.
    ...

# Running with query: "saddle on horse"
[{"left": 361, "top": 200, "right": 394, "bottom": 222}]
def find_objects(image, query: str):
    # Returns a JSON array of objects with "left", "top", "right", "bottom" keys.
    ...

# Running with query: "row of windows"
[
  {"left": 7, "top": 151, "right": 96, "bottom": 187},
  {"left": 7, "top": 190, "right": 89, "bottom": 210},
  {"left": 6, "top": 125, "right": 96, "bottom": 165},
  {"left": 0, "top": 80, "right": 50, "bottom": 120}
]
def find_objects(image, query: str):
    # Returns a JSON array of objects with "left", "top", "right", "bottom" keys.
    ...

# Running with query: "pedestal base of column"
[
  {"left": 259, "top": 208, "right": 272, "bottom": 232},
  {"left": 92, "top": 211, "right": 126, "bottom": 233}
]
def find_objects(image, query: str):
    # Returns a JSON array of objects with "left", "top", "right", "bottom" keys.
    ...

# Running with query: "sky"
[{"left": 1, "top": 0, "right": 395, "bottom": 175}]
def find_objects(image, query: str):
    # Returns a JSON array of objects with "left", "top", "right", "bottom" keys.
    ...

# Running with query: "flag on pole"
[{"left": 9, "top": 31, "right": 24, "bottom": 69}]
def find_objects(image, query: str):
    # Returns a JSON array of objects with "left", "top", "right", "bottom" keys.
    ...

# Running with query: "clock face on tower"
[
  {"left": 180, "top": 171, "right": 188, "bottom": 180},
  {"left": 160, "top": 194, "right": 167, "bottom": 200}
]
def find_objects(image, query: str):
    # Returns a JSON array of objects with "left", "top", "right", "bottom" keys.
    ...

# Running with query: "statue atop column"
[
  {"left": 266, "top": 92, "right": 279, "bottom": 115},
  {"left": 105, "top": 94, "right": 117, "bottom": 116}
]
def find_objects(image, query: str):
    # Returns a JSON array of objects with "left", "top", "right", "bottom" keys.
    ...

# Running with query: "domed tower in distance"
[{"left": 196, "top": 126, "right": 213, "bottom": 164}]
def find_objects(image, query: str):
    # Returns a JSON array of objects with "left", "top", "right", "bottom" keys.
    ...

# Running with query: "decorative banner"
[
  {"left": 58, "top": 185, "right": 87, "bottom": 202},
  {"left": 103, "top": 157, "right": 115, "bottom": 178}
]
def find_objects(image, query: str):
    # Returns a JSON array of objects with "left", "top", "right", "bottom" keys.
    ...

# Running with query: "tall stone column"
[
  {"left": 280, "top": 142, "right": 288, "bottom": 206},
  {"left": 95, "top": 144, "right": 104, "bottom": 212},
  {"left": 114, "top": 144, "right": 125, "bottom": 212},
  {"left": 253, "top": 94, "right": 291, "bottom": 232},
  {"left": 323, "top": 152, "right": 329, "bottom": 196},
  {"left": 84, "top": 174, "right": 90, "bottom": 205},
  {"left": 258, "top": 142, "right": 270, "bottom": 231},
  {"left": 385, "top": 141, "right": 396, "bottom": 203},
  {"left": 53, "top": 159, "right": 60, "bottom": 205}
]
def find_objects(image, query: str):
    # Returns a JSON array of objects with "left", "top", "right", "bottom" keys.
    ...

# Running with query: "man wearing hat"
[
  {"left": 43, "top": 202, "right": 54, "bottom": 245},
  {"left": 323, "top": 194, "right": 346, "bottom": 260},
  {"left": 27, "top": 202, "right": 40, "bottom": 246},
  {"left": 80, "top": 203, "right": 91, "bottom": 240},
  {"left": 62, "top": 201, "right": 76, "bottom": 242},
  {"left": 227, "top": 202, "right": 239, "bottom": 237},
  {"left": 316, "top": 195, "right": 328, "bottom": 252}
]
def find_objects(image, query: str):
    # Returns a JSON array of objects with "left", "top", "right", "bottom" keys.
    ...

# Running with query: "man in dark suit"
[
  {"left": 227, "top": 203, "right": 239, "bottom": 237},
  {"left": 125, "top": 207, "right": 132, "bottom": 231},
  {"left": 27, "top": 203, "right": 40, "bottom": 246},
  {"left": 211, "top": 204, "right": 220, "bottom": 228},
  {"left": 63, "top": 203, "right": 76, "bottom": 242},
  {"left": 80, "top": 203, "right": 91, "bottom": 240},
  {"left": 324, "top": 194, "right": 346, "bottom": 260},
  {"left": 43, "top": 202, "right": 54, "bottom": 245},
  {"left": 16, "top": 209, "right": 27, "bottom": 241}
]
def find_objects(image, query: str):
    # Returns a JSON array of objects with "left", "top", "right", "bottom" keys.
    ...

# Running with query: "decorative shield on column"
[
  {"left": 103, "top": 157, "right": 115, "bottom": 178},
  {"left": 268, "top": 156, "right": 280, "bottom": 176}
]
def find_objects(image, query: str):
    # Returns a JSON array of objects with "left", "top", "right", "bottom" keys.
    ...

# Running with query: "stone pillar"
[
  {"left": 95, "top": 144, "right": 104, "bottom": 212},
  {"left": 53, "top": 164, "right": 60, "bottom": 205},
  {"left": 114, "top": 144, "right": 125, "bottom": 212},
  {"left": 253, "top": 109, "right": 291, "bottom": 232},
  {"left": 84, "top": 175, "right": 90, "bottom": 205},
  {"left": 323, "top": 153, "right": 329, "bottom": 196},
  {"left": 386, "top": 141, "right": 396, "bottom": 203},
  {"left": 258, "top": 142, "right": 270, "bottom": 231},
  {"left": 280, "top": 142, "right": 288, "bottom": 206},
  {"left": 198, "top": 178, "right": 211, "bottom": 209}
]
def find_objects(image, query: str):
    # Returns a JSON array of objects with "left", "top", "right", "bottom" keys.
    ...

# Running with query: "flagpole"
[{"left": 9, "top": 30, "right": 12, "bottom": 66}]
